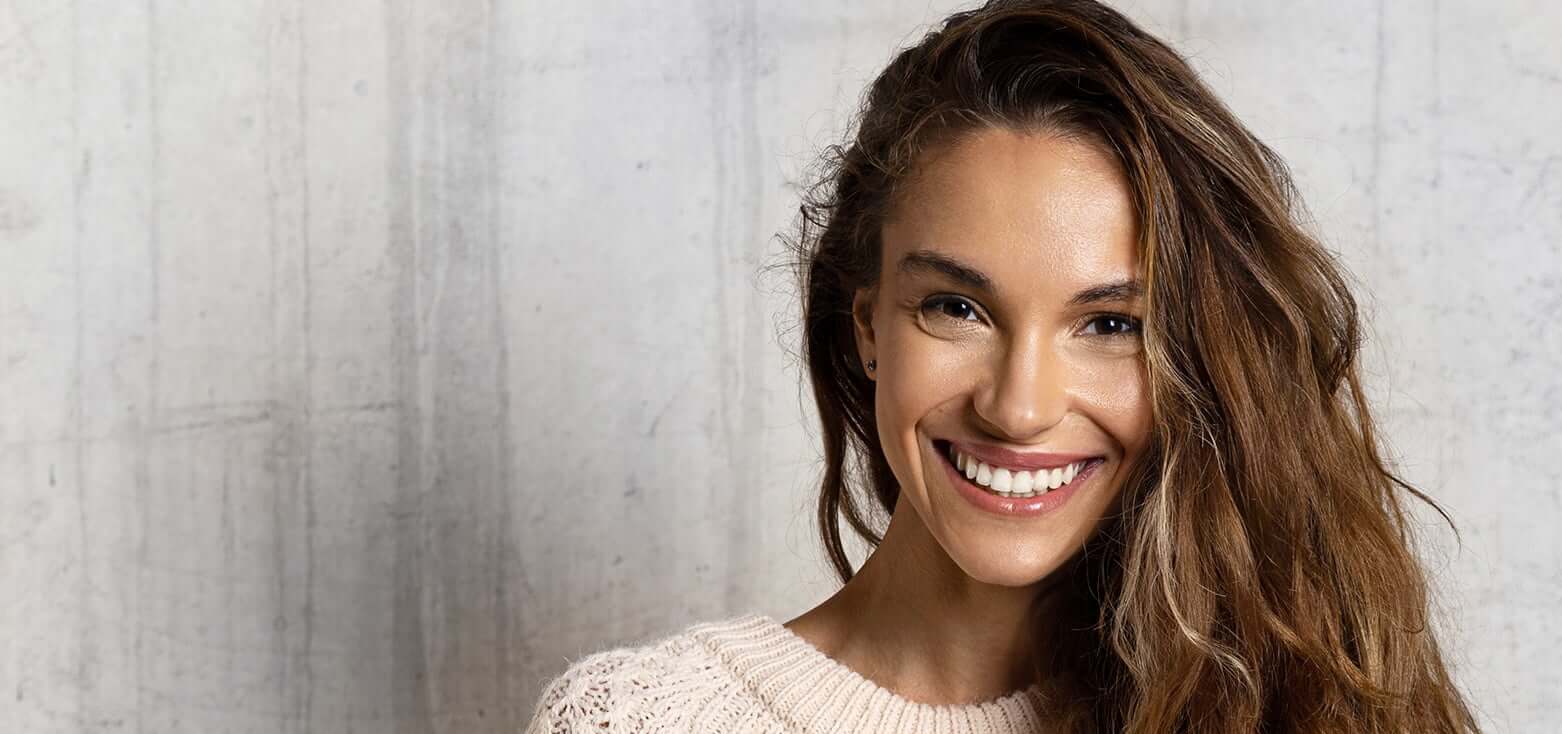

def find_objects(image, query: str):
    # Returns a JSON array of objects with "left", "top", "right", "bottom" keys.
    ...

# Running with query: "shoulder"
[
  {"left": 523, "top": 647, "right": 642, "bottom": 733},
  {"left": 523, "top": 614, "right": 764, "bottom": 734}
]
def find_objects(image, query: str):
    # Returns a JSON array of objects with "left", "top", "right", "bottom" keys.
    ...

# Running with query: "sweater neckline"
[{"left": 691, "top": 612, "right": 1051, "bottom": 733}]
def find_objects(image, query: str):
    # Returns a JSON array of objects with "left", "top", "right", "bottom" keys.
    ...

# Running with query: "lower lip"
[{"left": 936, "top": 442, "right": 1102, "bottom": 518}]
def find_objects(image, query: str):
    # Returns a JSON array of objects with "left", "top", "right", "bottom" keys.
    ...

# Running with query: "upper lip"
[{"left": 942, "top": 439, "right": 1101, "bottom": 471}]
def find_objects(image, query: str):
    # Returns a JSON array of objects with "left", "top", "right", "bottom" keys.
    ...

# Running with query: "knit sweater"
[{"left": 523, "top": 612, "right": 1051, "bottom": 733}]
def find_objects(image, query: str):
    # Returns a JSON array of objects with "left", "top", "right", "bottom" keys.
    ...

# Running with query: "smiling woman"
[
  {"left": 846, "top": 130, "right": 1152, "bottom": 591},
  {"left": 523, "top": 1, "right": 1482, "bottom": 732}
]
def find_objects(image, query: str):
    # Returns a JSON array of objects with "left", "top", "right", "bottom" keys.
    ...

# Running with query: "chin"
[
  {"left": 910, "top": 440, "right": 1116, "bottom": 589},
  {"left": 945, "top": 536, "right": 1078, "bottom": 588}
]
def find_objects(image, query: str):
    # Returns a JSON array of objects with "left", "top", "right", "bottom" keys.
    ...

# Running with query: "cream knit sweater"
[{"left": 524, "top": 612, "right": 1050, "bottom": 733}]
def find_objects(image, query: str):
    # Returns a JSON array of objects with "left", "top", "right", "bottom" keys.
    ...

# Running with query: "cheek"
[
  {"left": 1068, "top": 352, "right": 1152, "bottom": 454},
  {"left": 879, "top": 333, "right": 969, "bottom": 430}
]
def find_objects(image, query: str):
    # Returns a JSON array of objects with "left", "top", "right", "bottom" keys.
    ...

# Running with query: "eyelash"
[{"left": 919, "top": 294, "right": 1142, "bottom": 338}]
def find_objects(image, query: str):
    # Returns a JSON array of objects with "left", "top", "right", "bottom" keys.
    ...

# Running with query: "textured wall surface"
[{"left": 1, "top": 1, "right": 1557, "bottom": 732}]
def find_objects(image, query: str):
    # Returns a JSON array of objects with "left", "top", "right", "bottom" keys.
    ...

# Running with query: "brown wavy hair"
[{"left": 784, "top": 0, "right": 1481, "bottom": 731}]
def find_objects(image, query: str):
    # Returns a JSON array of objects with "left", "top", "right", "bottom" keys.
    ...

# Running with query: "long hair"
[{"left": 784, "top": 1, "right": 1481, "bottom": 731}]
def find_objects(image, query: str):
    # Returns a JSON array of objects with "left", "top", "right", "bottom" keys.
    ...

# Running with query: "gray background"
[{"left": 1, "top": 1, "right": 1557, "bottom": 732}]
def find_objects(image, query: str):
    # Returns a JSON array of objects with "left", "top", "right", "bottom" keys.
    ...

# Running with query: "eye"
[
  {"left": 921, "top": 295, "right": 983, "bottom": 323},
  {"left": 1081, "top": 313, "right": 1141, "bottom": 337}
]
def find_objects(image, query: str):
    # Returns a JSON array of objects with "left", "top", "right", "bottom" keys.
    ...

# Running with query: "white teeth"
[{"left": 947, "top": 444, "right": 1094, "bottom": 497}]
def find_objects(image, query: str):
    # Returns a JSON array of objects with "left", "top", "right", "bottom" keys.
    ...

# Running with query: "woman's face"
[{"left": 854, "top": 127, "right": 1152, "bottom": 587}]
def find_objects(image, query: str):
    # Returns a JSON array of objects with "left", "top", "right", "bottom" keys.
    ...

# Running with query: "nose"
[{"left": 972, "top": 330, "right": 1068, "bottom": 440}]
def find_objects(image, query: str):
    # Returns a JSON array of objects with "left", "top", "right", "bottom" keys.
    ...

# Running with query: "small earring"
[{"left": 866, "top": 359, "right": 877, "bottom": 373}]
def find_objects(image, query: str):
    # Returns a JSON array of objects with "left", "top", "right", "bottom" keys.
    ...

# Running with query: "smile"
[{"left": 939, "top": 441, "right": 1101, "bottom": 499}]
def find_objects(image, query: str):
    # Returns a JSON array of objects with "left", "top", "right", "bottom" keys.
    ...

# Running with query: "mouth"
[{"left": 932, "top": 439, "right": 1105, "bottom": 500}]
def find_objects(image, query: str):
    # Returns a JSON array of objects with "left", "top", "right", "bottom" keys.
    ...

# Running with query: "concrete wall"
[{"left": 1, "top": 1, "right": 1556, "bottom": 731}]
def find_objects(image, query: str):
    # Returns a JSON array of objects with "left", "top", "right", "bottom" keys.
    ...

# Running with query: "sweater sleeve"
[{"left": 523, "top": 649, "right": 637, "bottom": 733}]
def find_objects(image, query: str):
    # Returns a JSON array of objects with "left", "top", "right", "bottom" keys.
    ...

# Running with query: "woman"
[{"left": 526, "top": 0, "right": 1481, "bottom": 731}]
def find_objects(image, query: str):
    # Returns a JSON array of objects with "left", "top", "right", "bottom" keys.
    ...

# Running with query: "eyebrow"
[
  {"left": 897, "top": 250, "right": 995, "bottom": 294},
  {"left": 896, "top": 248, "right": 1143, "bottom": 307},
  {"left": 1065, "top": 279, "right": 1143, "bottom": 308}
]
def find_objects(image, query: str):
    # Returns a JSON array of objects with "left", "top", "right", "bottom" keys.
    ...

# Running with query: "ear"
[{"left": 851, "top": 286, "right": 878, "bottom": 377}]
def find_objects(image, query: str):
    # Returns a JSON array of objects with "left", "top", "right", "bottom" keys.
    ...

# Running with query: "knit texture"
[{"left": 523, "top": 613, "right": 1050, "bottom": 733}]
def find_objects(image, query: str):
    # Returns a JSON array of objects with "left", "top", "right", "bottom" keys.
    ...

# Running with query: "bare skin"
[{"left": 784, "top": 127, "right": 1152, "bottom": 706}]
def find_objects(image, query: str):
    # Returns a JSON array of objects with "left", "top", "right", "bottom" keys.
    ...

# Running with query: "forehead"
[{"left": 882, "top": 127, "right": 1140, "bottom": 286}]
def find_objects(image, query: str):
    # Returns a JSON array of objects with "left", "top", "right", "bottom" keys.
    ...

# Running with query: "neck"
[{"left": 791, "top": 496, "right": 1068, "bottom": 705}]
